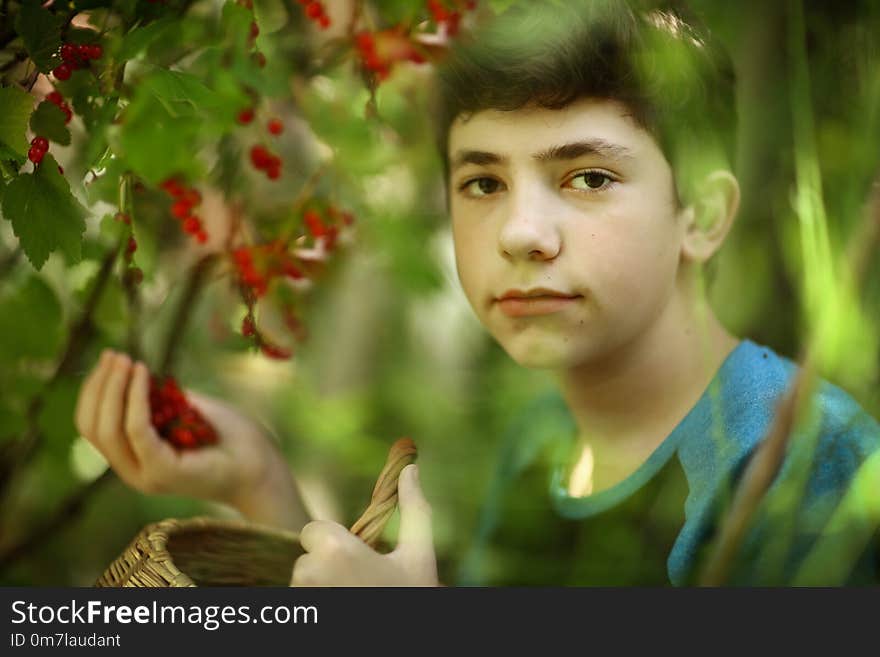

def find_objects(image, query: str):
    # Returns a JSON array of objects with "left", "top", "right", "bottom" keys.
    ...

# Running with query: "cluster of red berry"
[
  {"left": 27, "top": 136, "right": 49, "bottom": 165},
  {"left": 52, "top": 41, "right": 103, "bottom": 81},
  {"left": 44, "top": 91, "right": 73, "bottom": 124},
  {"left": 232, "top": 239, "right": 304, "bottom": 299},
  {"left": 249, "top": 144, "right": 282, "bottom": 180},
  {"left": 295, "top": 0, "right": 331, "bottom": 30},
  {"left": 149, "top": 375, "right": 218, "bottom": 449},
  {"left": 240, "top": 311, "right": 295, "bottom": 360},
  {"left": 303, "top": 206, "right": 353, "bottom": 251},
  {"left": 355, "top": 29, "right": 426, "bottom": 81},
  {"left": 427, "top": 0, "right": 478, "bottom": 36},
  {"left": 160, "top": 178, "right": 209, "bottom": 244}
]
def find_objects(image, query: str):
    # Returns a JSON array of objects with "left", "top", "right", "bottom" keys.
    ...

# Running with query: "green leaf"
[
  {"left": 117, "top": 17, "right": 177, "bottom": 61},
  {"left": 1, "top": 154, "right": 88, "bottom": 270},
  {"left": 0, "top": 275, "right": 63, "bottom": 361},
  {"left": 254, "top": 0, "right": 289, "bottom": 34},
  {"left": 139, "top": 67, "right": 226, "bottom": 118},
  {"left": 0, "top": 85, "right": 35, "bottom": 159},
  {"left": 29, "top": 101, "right": 71, "bottom": 146},
  {"left": 14, "top": 2, "right": 63, "bottom": 73}
]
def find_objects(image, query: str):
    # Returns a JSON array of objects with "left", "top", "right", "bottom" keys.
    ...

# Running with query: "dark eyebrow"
[
  {"left": 450, "top": 139, "right": 634, "bottom": 173},
  {"left": 534, "top": 139, "right": 634, "bottom": 163}
]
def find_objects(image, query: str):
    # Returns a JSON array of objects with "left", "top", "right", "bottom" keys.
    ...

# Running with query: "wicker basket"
[{"left": 96, "top": 438, "right": 416, "bottom": 587}]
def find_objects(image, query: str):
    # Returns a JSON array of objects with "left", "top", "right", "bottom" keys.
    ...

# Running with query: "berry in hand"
[{"left": 149, "top": 375, "right": 219, "bottom": 449}]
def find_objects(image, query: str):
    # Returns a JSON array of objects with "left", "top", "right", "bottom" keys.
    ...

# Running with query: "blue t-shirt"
[{"left": 457, "top": 340, "right": 880, "bottom": 586}]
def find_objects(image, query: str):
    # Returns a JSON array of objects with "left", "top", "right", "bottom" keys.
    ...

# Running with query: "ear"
[{"left": 680, "top": 171, "right": 740, "bottom": 264}]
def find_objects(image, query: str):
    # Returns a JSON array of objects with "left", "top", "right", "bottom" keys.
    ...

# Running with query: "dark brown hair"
[{"left": 432, "top": 0, "right": 737, "bottom": 205}]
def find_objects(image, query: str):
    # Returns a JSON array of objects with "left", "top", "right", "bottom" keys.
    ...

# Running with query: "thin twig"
[{"left": 158, "top": 253, "right": 219, "bottom": 377}]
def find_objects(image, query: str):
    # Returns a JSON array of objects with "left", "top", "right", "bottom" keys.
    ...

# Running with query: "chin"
[{"left": 500, "top": 339, "right": 577, "bottom": 370}]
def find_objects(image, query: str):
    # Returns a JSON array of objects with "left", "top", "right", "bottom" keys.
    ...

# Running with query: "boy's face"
[{"left": 447, "top": 98, "right": 689, "bottom": 370}]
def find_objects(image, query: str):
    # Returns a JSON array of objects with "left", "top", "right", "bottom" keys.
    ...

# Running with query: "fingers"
[
  {"left": 124, "top": 360, "right": 178, "bottom": 491},
  {"left": 75, "top": 350, "right": 140, "bottom": 478},
  {"left": 74, "top": 350, "right": 114, "bottom": 439},
  {"left": 299, "top": 520, "right": 352, "bottom": 554},
  {"left": 290, "top": 553, "right": 318, "bottom": 587},
  {"left": 94, "top": 353, "right": 139, "bottom": 474},
  {"left": 395, "top": 464, "right": 434, "bottom": 560}
]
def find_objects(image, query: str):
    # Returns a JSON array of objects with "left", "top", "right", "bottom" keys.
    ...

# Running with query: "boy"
[{"left": 75, "top": 0, "right": 880, "bottom": 585}]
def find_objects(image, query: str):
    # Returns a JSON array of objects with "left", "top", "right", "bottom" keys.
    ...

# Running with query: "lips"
[{"left": 495, "top": 288, "right": 582, "bottom": 318}]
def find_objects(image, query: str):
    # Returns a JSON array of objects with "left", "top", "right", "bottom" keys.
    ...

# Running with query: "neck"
[{"left": 555, "top": 269, "right": 739, "bottom": 482}]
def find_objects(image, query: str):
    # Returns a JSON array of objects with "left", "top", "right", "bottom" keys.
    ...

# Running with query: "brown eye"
[
  {"left": 461, "top": 177, "right": 502, "bottom": 197},
  {"left": 571, "top": 171, "right": 613, "bottom": 192}
]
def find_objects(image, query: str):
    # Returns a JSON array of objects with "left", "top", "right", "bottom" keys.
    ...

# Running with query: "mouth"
[{"left": 494, "top": 289, "right": 583, "bottom": 318}]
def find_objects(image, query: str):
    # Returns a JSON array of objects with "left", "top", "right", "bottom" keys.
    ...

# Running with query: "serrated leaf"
[
  {"left": 0, "top": 85, "right": 35, "bottom": 159},
  {"left": 0, "top": 275, "right": 63, "bottom": 361},
  {"left": 118, "top": 97, "right": 201, "bottom": 184},
  {"left": 1, "top": 154, "right": 87, "bottom": 270},
  {"left": 29, "top": 101, "right": 71, "bottom": 146},
  {"left": 14, "top": 3, "right": 62, "bottom": 73}
]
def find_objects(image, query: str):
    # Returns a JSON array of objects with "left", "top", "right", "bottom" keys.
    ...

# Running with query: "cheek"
[
  {"left": 586, "top": 210, "right": 681, "bottom": 298},
  {"left": 452, "top": 220, "right": 487, "bottom": 305}
]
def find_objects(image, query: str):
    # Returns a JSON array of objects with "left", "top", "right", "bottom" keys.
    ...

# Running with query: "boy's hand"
[
  {"left": 290, "top": 464, "right": 438, "bottom": 586},
  {"left": 74, "top": 350, "right": 309, "bottom": 531}
]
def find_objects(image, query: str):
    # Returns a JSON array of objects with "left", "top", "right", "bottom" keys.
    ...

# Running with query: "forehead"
[{"left": 447, "top": 98, "right": 657, "bottom": 163}]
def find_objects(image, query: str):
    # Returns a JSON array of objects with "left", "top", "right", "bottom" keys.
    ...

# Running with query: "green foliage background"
[{"left": 0, "top": 0, "right": 878, "bottom": 585}]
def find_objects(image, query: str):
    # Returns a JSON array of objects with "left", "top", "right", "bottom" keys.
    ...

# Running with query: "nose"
[{"left": 498, "top": 182, "right": 561, "bottom": 261}]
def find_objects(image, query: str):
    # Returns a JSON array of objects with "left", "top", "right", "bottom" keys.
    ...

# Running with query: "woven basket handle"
[{"left": 348, "top": 437, "right": 417, "bottom": 548}]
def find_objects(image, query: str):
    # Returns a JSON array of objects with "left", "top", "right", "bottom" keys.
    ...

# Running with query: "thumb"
[{"left": 395, "top": 464, "right": 434, "bottom": 559}]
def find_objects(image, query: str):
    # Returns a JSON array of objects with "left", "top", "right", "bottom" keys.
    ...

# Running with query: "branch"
[
  {"left": 0, "top": 469, "right": 115, "bottom": 573},
  {"left": 158, "top": 253, "right": 219, "bottom": 377},
  {"left": 699, "top": 173, "right": 880, "bottom": 585},
  {"left": 0, "top": 245, "right": 119, "bottom": 505}
]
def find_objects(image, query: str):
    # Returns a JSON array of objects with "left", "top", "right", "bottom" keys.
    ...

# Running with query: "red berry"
[
  {"left": 183, "top": 216, "right": 201, "bottom": 234},
  {"left": 253, "top": 52, "right": 267, "bottom": 68},
  {"left": 196, "top": 230, "right": 208, "bottom": 244},
  {"left": 60, "top": 105, "right": 73, "bottom": 124},
  {"left": 318, "top": 14, "right": 331, "bottom": 29},
  {"left": 53, "top": 63, "right": 72, "bottom": 81},
  {"left": 304, "top": 209, "right": 327, "bottom": 237},
  {"left": 127, "top": 267, "right": 144, "bottom": 285},
  {"left": 28, "top": 146, "right": 45, "bottom": 164},
  {"left": 266, "top": 165, "right": 281, "bottom": 180},
  {"left": 237, "top": 108, "right": 255, "bottom": 125},
  {"left": 183, "top": 188, "right": 202, "bottom": 205},
  {"left": 31, "top": 136, "right": 49, "bottom": 152},
  {"left": 114, "top": 212, "right": 131, "bottom": 225},
  {"left": 47, "top": 91, "right": 63, "bottom": 105},
  {"left": 161, "top": 178, "right": 185, "bottom": 197},
  {"left": 249, "top": 144, "right": 271, "bottom": 169},
  {"left": 267, "top": 118, "right": 283, "bottom": 135},
  {"left": 260, "top": 343, "right": 292, "bottom": 359},
  {"left": 60, "top": 44, "right": 78, "bottom": 63},
  {"left": 171, "top": 199, "right": 192, "bottom": 219},
  {"left": 242, "top": 316, "right": 256, "bottom": 337},
  {"left": 356, "top": 32, "right": 375, "bottom": 52},
  {"left": 126, "top": 237, "right": 138, "bottom": 257},
  {"left": 250, "top": 21, "right": 260, "bottom": 39},
  {"left": 88, "top": 44, "right": 103, "bottom": 60},
  {"left": 305, "top": 2, "right": 323, "bottom": 19}
]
